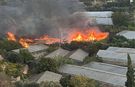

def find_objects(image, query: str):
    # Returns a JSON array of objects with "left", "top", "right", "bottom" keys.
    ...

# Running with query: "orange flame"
[
  {"left": 19, "top": 38, "right": 29, "bottom": 48},
  {"left": 35, "top": 35, "right": 60, "bottom": 44},
  {"left": 7, "top": 32, "right": 16, "bottom": 42},
  {"left": 6, "top": 28, "right": 109, "bottom": 47},
  {"left": 70, "top": 29, "right": 109, "bottom": 42},
  {"left": 71, "top": 32, "right": 87, "bottom": 42}
]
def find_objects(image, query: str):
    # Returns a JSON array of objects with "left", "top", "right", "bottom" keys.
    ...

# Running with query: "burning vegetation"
[{"left": 6, "top": 28, "right": 109, "bottom": 48}]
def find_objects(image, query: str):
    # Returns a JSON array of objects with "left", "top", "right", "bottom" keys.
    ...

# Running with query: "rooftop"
[
  {"left": 117, "top": 30, "right": 135, "bottom": 39},
  {"left": 97, "top": 50, "right": 135, "bottom": 66},
  {"left": 45, "top": 48, "right": 70, "bottom": 58},
  {"left": 73, "top": 11, "right": 113, "bottom": 18},
  {"left": 37, "top": 71, "right": 62, "bottom": 83},
  {"left": 12, "top": 44, "right": 48, "bottom": 53},
  {"left": 107, "top": 47, "right": 135, "bottom": 54},
  {"left": 69, "top": 49, "right": 88, "bottom": 62},
  {"left": 59, "top": 64, "right": 126, "bottom": 87},
  {"left": 72, "top": 11, "right": 113, "bottom": 25},
  {"left": 84, "top": 62, "right": 127, "bottom": 75}
]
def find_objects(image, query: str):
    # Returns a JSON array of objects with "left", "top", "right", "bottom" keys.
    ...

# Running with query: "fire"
[
  {"left": 7, "top": 32, "right": 16, "bottom": 42},
  {"left": 70, "top": 29, "right": 109, "bottom": 42},
  {"left": 35, "top": 35, "right": 60, "bottom": 44},
  {"left": 19, "top": 38, "right": 29, "bottom": 48},
  {"left": 71, "top": 32, "right": 87, "bottom": 42},
  {"left": 6, "top": 32, "right": 30, "bottom": 48},
  {"left": 6, "top": 28, "right": 109, "bottom": 47}
]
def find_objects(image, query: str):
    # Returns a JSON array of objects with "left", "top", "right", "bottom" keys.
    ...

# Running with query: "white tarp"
[
  {"left": 97, "top": 50, "right": 135, "bottom": 66},
  {"left": 13, "top": 44, "right": 48, "bottom": 53},
  {"left": 69, "top": 49, "right": 88, "bottom": 62},
  {"left": 84, "top": 62, "right": 127, "bottom": 75},
  {"left": 45, "top": 48, "right": 70, "bottom": 58},
  {"left": 59, "top": 64, "right": 126, "bottom": 87},
  {"left": 107, "top": 47, "right": 135, "bottom": 54},
  {"left": 72, "top": 11, "right": 113, "bottom": 25},
  {"left": 37, "top": 71, "right": 62, "bottom": 83},
  {"left": 117, "top": 30, "right": 135, "bottom": 39}
]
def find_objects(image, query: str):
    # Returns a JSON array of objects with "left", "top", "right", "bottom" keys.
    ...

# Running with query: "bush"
[
  {"left": 70, "top": 75, "right": 99, "bottom": 87},
  {"left": 83, "top": 56, "right": 102, "bottom": 64},
  {"left": 19, "top": 49, "right": 34, "bottom": 64},
  {"left": 5, "top": 51, "right": 23, "bottom": 63},
  {"left": 5, "top": 49, "right": 34, "bottom": 64},
  {"left": 54, "top": 56, "right": 74, "bottom": 68},
  {"left": 37, "top": 58, "right": 58, "bottom": 73},
  {"left": 0, "top": 39, "right": 21, "bottom": 51},
  {"left": 0, "top": 61, "right": 24, "bottom": 78},
  {"left": 60, "top": 75, "right": 71, "bottom": 87},
  {"left": 46, "top": 46, "right": 58, "bottom": 53},
  {"left": 14, "top": 82, "right": 39, "bottom": 87}
]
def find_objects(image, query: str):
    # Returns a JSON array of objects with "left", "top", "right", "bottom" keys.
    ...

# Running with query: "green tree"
[
  {"left": 112, "top": 12, "right": 130, "bottom": 26},
  {"left": 5, "top": 51, "right": 23, "bottom": 63},
  {"left": 37, "top": 58, "right": 58, "bottom": 73},
  {"left": 0, "top": 39, "right": 21, "bottom": 51},
  {"left": 125, "top": 54, "right": 135, "bottom": 87},
  {"left": 19, "top": 49, "right": 34, "bottom": 64}
]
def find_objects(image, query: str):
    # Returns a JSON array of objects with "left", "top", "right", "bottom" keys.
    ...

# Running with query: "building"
[
  {"left": 72, "top": 11, "right": 113, "bottom": 25},
  {"left": 45, "top": 48, "right": 88, "bottom": 63},
  {"left": 59, "top": 64, "right": 126, "bottom": 87},
  {"left": 117, "top": 30, "right": 135, "bottom": 40},
  {"left": 107, "top": 46, "right": 135, "bottom": 54},
  {"left": 84, "top": 62, "right": 127, "bottom": 75},
  {"left": 29, "top": 71, "right": 62, "bottom": 84},
  {"left": 97, "top": 47, "right": 135, "bottom": 66},
  {"left": 45, "top": 48, "right": 70, "bottom": 58},
  {"left": 12, "top": 44, "right": 49, "bottom": 58},
  {"left": 0, "top": 55, "right": 3, "bottom": 60},
  {"left": 69, "top": 49, "right": 88, "bottom": 62}
]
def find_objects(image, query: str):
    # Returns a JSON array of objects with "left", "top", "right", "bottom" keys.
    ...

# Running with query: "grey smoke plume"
[{"left": 0, "top": 0, "right": 85, "bottom": 37}]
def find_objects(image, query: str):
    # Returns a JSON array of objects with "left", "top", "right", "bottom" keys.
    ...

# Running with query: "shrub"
[
  {"left": 83, "top": 56, "right": 102, "bottom": 64},
  {"left": 37, "top": 58, "right": 58, "bottom": 73},
  {"left": 5, "top": 51, "right": 23, "bottom": 63},
  {"left": 14, "top": 82, "right": 39, "bottom": 87},
  {"left": 70, "top": 75, "right": 99, "bottom": 87},
  {"left": 0, "top": 39, "right": 21, "bottom": 51},
  {"left": 60, "top": 75, "right": 71, "bottom": 87},
  {"left": 0, "top": 61, "right": 24, "bottom": 78},
  {"left": 54, "top": 56, "right": 74, "bottom": 68},
  {"left": 19, "top": 49, "right": 34, "bottom": 64}
]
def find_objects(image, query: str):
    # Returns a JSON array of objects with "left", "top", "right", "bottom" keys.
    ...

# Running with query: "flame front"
[
  {"left": 7, "top": 32, "right": 16, "bottom": 42},
  {"left": 70, "top": 29, "right": 109, "bottom": 42},
  {"left": 6, "top": 28, "right": 109, "bottom": 47},
  {"left": 19, "top": 38, "right": 29, "bottom": 48}
]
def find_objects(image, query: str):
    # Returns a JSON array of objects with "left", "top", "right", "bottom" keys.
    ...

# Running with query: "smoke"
[{"left": 0, "top": 0, "right": 85, "bottom": 37}]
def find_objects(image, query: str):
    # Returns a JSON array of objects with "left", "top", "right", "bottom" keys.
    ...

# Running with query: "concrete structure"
[
  {"left": 36, "top": 71, "right": 62, "bottom": 83},
  {"left": 73, "top": 11, "right": 113, "bottom": 25},
  {"left": 45, "top": 48, "right": 70, "bottom": 58},
  {"left": 107, "top": 47, "right": 135, "bottom": 54},
  {"left": 69, "top": 49, "right": 88, "bottom": 62},
  {"left": 117, "top": 30, "right": 135, "bottom": 40},
  {"left": 13, "top": 44, "right": 48, "bottom": 53},
  {"left": 84, "top": 62, "right": 127, "bottom": 75},
  {"left": 0, "top": 55, "right": 4, "bottom": 60},
  {"left": 29, "top": 71, "right": 62, "bottom": 83},
  {"left": 59, "top": 64, "right": 126, "bottom": 87},
  {"left": 97, "top": 50, "right": 135, "bottom": 66},
  {"left": 12, "top": 44, "right": 48, "bottom": 58}
]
